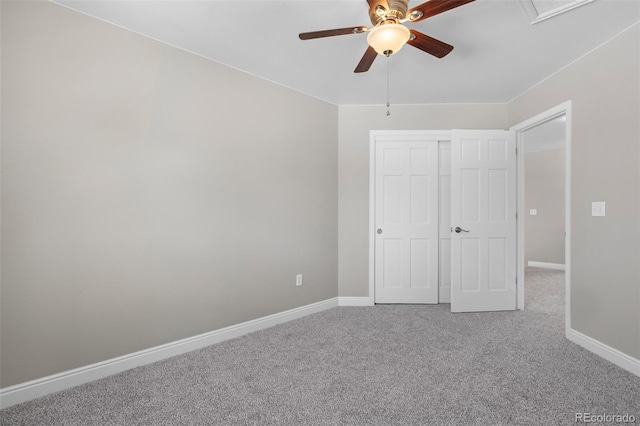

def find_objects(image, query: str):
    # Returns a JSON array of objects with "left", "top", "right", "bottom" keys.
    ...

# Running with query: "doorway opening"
[{"left": 511, "top": 101, "right": 572, "bottom": 335}]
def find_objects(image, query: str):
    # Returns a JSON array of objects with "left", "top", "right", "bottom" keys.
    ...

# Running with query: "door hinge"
[
  {"left": 515, "top": 147, "right": 518, "bottom": 155},
  {"left": 515, "top": 212, "right": 518, "bottom": 220}
]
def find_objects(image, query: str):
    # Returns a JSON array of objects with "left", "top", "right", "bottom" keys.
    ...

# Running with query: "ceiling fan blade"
[
  {"left": 407, "top": 0, "right": 475, "bottom": 22},
  {"left": 299, "top": 26, "right": 368, "bottom": 40},
  {"left": 407, "top": 30, "right": 453, "bottom": 58},
  {"left": 354, "top": 46, "right": 378, "bottom": 73}
]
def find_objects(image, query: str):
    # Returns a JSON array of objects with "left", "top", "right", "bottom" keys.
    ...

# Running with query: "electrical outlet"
[{"left": 296, "top": 274, "right": 303, "bottom": 287}]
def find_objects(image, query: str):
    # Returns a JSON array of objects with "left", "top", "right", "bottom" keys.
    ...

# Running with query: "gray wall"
[
  {"left": 337, "top": 104, "right": 508, "bottom": 297},
  {"left": 525, "top": 149, "right": 565, "bottom": 265},
  {"left": 1, "top": 1, "right": 338, "bottom": 387},
  {"left": 508, "top": 23, "right": 640, "bottom": 358}
]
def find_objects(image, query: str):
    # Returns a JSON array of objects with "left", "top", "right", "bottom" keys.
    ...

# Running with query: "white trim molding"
[
  {"left": 567, "top": 329, "right": 640, "bottom": 377},
  {"left": 527, "top": 261, "right": 566, "bottom": 271},
  {"left": 511, "top": 100, "right": 571, "bottom": 320},
  {"left": 520, "top": 0, "right": 595, "bottom": 24},
  {"left": 338, "top": 297, "right": 373, "bottom": 307},
  {"left": 0, "top": 298, "right": 339, "bottom": 409}
]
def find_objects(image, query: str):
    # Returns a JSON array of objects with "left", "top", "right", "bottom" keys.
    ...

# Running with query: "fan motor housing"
[{"left": 369, "top": 0, "right": 409, "bottom": 25}]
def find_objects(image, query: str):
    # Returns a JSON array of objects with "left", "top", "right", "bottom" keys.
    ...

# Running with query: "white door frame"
[
  {"left": 369, "top": 130, "right": 451, "bottom": 305},
  {"left": 510, "top": 101, "right": 572, "bottom": 332}
]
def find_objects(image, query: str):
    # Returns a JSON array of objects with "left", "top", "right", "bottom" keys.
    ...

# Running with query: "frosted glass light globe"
[{"left": 367, "top": 23, "right": 411, "bottom": 56}]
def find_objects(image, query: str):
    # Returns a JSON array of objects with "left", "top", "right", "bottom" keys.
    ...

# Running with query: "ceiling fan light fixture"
[{"left": 367, "top": 23, "right": 410, "bottom": 56}]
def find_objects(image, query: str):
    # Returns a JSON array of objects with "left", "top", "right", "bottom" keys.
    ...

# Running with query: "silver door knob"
[
  {"left": 377, "top": 229, "right": 383, "bottom": 234},
  {"left": 454, "top": 226, "right": 469, "bottom": 233}
]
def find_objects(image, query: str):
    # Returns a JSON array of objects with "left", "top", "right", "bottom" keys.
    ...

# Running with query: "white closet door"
[
  {"left": 450, "top": 130, "right": 517, "bottom": 312},
  {"left": 374, "top": 139, "right": 439, "bottom": 304},
  {"left": 438, "top": 141, "right": 452, "bottom": 303}
]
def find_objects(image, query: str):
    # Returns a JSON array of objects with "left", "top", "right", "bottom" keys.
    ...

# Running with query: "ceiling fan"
[{"left": 299, "top": 0, "right": 475, "bottom": 73}]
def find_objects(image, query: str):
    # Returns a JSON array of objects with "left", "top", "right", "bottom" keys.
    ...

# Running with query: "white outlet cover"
[
  {"left": 591, "top": 201, "right": 606, "bottom": 217},
  {"left": 529, "top": 209, "right": 538, "bottom": 216}
]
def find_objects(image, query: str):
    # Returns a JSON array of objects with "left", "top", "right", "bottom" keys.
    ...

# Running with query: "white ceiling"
[{"left": 53, "top": 0, "right": 640, "bottom": 105}]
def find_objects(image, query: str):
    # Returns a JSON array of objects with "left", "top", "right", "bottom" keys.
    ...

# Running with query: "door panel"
[
  {"left": 383, "top": 239, "right": 402, "bottom": 287},
  {"left": 383, "top": 175, "right": 402, "bottom": 223},
  {"left": 410, "top": 238, "right": 430, "bottom": 288},
  {"left": 451, "top": 130, "right": 516, "bottom": 312},
  {"left": 375, "top": 139, "right": 439, "bottom": 304}
]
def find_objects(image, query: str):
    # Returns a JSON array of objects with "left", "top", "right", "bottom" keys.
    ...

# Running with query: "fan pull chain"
[{"left": 386, "top": 54, "right": 391, "bottom": 116}]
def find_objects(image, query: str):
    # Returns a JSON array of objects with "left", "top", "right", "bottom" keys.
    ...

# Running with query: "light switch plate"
[{"left": 592, "top": 201, "right": 605, "bottom": 217}]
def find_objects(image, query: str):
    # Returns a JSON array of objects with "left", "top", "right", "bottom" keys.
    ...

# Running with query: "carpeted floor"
[{"left": 1, "top": 267, "right": 639, "bottom": 425}]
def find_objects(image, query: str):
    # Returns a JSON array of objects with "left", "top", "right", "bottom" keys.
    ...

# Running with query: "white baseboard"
[
  {"left": 0, "top": 297, "right": 339, "bottom": 409},
  {"left": 338, "top": 297, "right": 373, "bottom": 306},
  {"left": 566, "top": 328, "right": 640, "bottom": 377},
  {"left": 528, "top": 261, "right": 566, "bottom": 270}
]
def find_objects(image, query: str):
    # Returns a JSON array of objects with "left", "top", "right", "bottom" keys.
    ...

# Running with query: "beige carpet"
[{"left": 1, "top": 267, "right": 638, "bottom": 425}]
